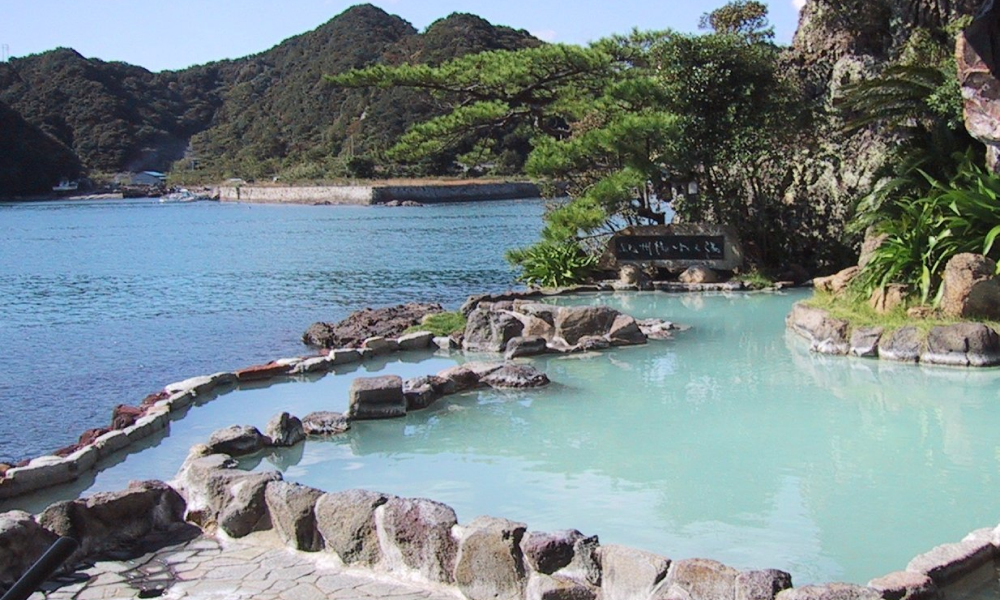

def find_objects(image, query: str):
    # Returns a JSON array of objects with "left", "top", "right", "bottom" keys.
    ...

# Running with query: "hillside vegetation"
[{"left": 0, "top": 4, "right": 538, "bottom": 194}]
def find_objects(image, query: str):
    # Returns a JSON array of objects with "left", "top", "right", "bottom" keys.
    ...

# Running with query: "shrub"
[{"left": 506, "top": 242, "right": 598, "bottom": 288}]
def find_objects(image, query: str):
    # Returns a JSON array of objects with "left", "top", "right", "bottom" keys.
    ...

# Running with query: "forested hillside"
[
  {"left": 0, "top": 4, "right": 538, "bottom": 192},
  {"left": 0, "top": 99, "right": 81, "bottom": 194}
]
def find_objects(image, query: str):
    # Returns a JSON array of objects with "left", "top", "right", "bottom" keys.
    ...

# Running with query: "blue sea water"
[{"left": 0, "top": 198, "right": 545, "bottom": 462}]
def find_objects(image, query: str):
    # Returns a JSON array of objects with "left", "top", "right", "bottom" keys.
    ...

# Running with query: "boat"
[
  {"left": 159, "top": 189, "right": 207, "bottom": 203},
  {"left": 52, "top": 179, "right": 79, "bottom": 193}
]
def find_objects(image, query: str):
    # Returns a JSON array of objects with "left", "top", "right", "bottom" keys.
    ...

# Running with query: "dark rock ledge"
[{"left": 786, "top": 302, "right": 1000, "bottom": 367}]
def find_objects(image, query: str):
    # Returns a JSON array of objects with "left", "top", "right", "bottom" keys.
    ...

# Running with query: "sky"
[{"left": 1, "top": 0, "right": 807, "bottom": 73}]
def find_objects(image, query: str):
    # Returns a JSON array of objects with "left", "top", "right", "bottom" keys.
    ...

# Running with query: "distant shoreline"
[{"left": 0, "top": 192, "right": 124, "bottom": 203}]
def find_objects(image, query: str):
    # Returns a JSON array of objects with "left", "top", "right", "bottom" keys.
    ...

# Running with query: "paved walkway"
[{"left": 29, "top": 533, "right": 460, "bottom": 600}]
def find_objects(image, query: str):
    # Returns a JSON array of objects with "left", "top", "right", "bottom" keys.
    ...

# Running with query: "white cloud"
[
  {"left": 792, "top": 0, "right": 807, "bottom": 10},
  {"left": 530, "top": 29, "right": 558, "bottom": 42}
]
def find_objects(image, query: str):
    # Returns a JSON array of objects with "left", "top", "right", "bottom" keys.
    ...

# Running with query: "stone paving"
[{"left": 28, "top": 533, "right": 460, "bottom": 600}]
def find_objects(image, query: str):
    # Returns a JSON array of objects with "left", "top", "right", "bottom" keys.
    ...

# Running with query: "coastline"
[{"left": 217, "top": 181, "right": 541, "bottom": 205}]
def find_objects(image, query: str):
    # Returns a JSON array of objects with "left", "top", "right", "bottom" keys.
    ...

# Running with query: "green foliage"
[
  {"left": 856, "top": 160, "right": 1000, "bottom": 304},
  {"left": 506, "top": 242, "right": 598, "bottom": 288},
  {"left": 0, "top": 6, "right": 539, "bottom": 178},
  {"left": 698, "top": 1, "right": 774, "bottom": 44},
  {"left": 405, "top": 311, "right": 467, "bottom": 336},
  {"left": 734, "top": 269, "right": 776, "bottom": 290}
]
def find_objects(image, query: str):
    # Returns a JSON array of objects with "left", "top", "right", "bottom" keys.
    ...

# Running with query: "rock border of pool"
[
  {"left": 786, "top": 302, "right": 1000, "bottom": 367},
  {"left": 0, "top": 283, "right": 728, "bottom": 501},
  {"left": 3, "top": 285, "right": 1000, "bottom": 598}
]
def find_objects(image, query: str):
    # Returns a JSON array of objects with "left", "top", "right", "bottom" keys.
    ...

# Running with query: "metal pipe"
[{"left": 1, "top": 537, "right": 78, "bottom": 600}]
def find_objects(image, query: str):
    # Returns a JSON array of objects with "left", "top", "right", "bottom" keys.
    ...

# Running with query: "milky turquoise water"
[{"left": 5, "top": 199, "right": 1000, "bottom": 586}]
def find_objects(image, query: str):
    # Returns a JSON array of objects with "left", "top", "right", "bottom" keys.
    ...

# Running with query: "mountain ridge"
[{"left": 0, "top": 4, "right": 540, "bottom": 193}]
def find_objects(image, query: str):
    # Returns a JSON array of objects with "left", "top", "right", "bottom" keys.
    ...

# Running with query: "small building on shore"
[{"left": 114, "top": 171, "right": 167, "bottom": 187}]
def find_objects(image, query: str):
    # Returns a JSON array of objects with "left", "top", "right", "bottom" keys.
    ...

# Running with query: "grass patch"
[
  {"left": 405, "top": 311, "right": 467, "bottom": 336},
  {"left": 734, "top": 269, "right": 775, "bottom": 290},
  {"left": 803, "top": 291, "right": 1000, "bottom": 334}
]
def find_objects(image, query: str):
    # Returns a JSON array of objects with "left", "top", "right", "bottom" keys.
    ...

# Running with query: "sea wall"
[{"left": 217, "top": 182, "right": 541, "bottom": 205}]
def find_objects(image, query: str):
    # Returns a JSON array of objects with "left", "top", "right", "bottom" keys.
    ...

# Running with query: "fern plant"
[{"left": 506, "top": 242, "right": 598, "bottom": 288}]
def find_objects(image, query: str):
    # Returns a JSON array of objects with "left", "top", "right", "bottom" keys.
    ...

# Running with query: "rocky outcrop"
[
  {"left": 957, "top": 0, "right": 1000, "bottom": 171},
  {"left": 302, "top": 303, "right": 444, "bottom": 348},
  {"left": 939, "top": 254, "right": 1000, "bottom": 319},
  {"left": 785, "top": 303, "right": 850, "bottom": 355},
  {"left": 464, "top": 301, "right": 659, "bottom": 355}
]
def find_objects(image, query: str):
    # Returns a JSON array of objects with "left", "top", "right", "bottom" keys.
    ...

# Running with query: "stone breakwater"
[
  {"left": 217, "top": 182, "right": 541, "bottom": 205},
  {"left": 786, "top": 302, "right": 1000, "bottom": 367}
]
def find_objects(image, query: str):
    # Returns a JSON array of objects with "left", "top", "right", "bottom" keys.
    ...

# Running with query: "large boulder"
[
  {"left": 347, "top": 375, "right": 406, "bottom": 420},
  {"left": 598, "top": 544, "right": 671, "bottom": 600},
  {"left": 171, "top": 452, "right": 281, "bottom": 537},
  {"left": 481, "top": 364, "right": 551, "bottom": 389},
  {"left": 850, "top": 327, "right": 884, "bottom": 358},
  {"left": 652, "top": 558, "right": 738, "bottom": 600},
  {"left": 375, "top": 497, "right": 459, "bottom": 583},
  {"left": 777, "top": 584, "right": 881, "bottom": 600},
  {"left": 679, "top": 266, "right": 720, "bottom": 284},
  {"left": 608, "top": 314, "right": 647, "bottom": 346},
  {"left": 315, "top": 489, "right": 392, "bottom": 566},
  {"left": 939, "top": 254, "right": 1000, "bottom": 319},
  {"left": 957, "top": 3, "right": 1000, "bottom": 171},
  {"left": 555, "top": 306, "right": 620, "bottom": 345},
  {"left": 922, "top": 323, "right": 1000, "bottom": 367},
  {"left": 217, "top": 471, "right": 282, "bottom": 538},
  {"left": 814, "top": 267, "right": 860, "bottom": 295},
  {"left": 264, "top": 481, "right": 324, "bottom": 552},
  {"left": 867, "top": 571, "right": 936, "bottom": 600},
  {"left": 521, "top": 530, "right": 601, "bottom": 586},
  {"left": 302, "top": 302, "right": 444, "bottom": 349},
  {"left": 403, "top": 376, "right": 445, "bottom": 410},
  {"left": 736, "top": 570, "right": 794, "bottom": 600},
  {"left": 785, "top": 303, "right": 850, "bottom": 355},
  {"left": 301, "top": 411, "right": 349, "bottom": 435},
  {"left": 206, "top": 425, "right": 268, "bottom": 456},
  {"left": 454, "top": 516, "right": 529, "bottom": 600},
  {"left": 505, "top": 336, "right": 549, "bottom": 359},
  {"left": 0, "top": 511, "right": 59, "bottom": 586},
  {"left": 39, "top": 480, "right": 188, "bottom": 561},
  {"left": 464, "top": 307, "right": 526, "bottom": 352},
  {"left": 879, "top": 327, "right": 924, "bottom": 363},
  {"left": 265, "top": 412, "right": 305, "bottom": 447}
]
